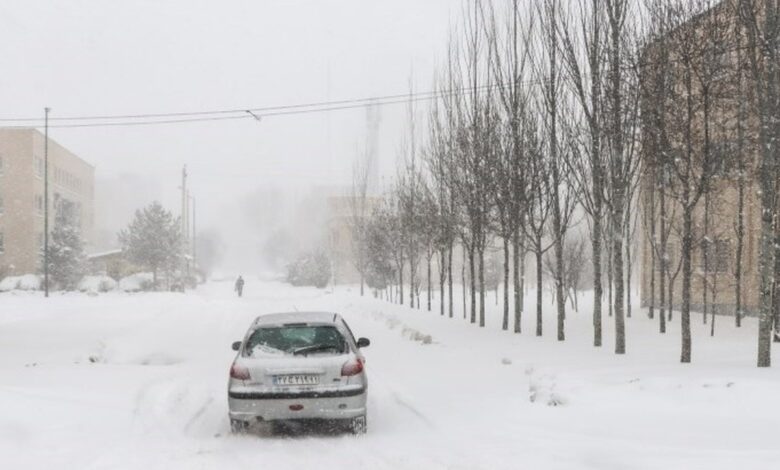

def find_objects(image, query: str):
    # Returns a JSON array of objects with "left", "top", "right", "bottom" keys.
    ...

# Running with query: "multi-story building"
[
  {"left": 326, "top": 195, "right": 382, "bottom": 285},
  {"left": 0, "top": 128, "right": 94, "bottom": 276},
  {"left": 639, "top": 0, "right": 765, "bottom": 316}
]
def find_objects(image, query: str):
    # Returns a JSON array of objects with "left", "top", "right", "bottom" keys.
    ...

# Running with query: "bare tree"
[
  {"left": 560, "top": 0, "right": 608, "bottom": 346},
  {"left": 532, "top": 0, "right": 579, "bottom": 341},
  {"left": 521, "top": 116, "right": 555, "bottom": 336},
  {"left": 603, "top": 0, "right": 642, "bottom": 355},
  {"left": 349, "top": 153, "right": 372, "bottom": 296},
  {"left": 739, "top": 0, "right": 780, "bottom": 365},
  {"left": 485, "top": 0, "right": 533, "bottom": 332}
]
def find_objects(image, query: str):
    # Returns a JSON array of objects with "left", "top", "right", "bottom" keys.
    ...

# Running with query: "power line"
[
  {"left": 0, "top": 83, "right": 503, "bottom": 126},
  {"left": 0, "top": 95, "right": 449, "bottom": 129}
]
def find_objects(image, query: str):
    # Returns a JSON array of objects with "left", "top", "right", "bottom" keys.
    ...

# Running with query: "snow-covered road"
[{"left": 1, "top": 281, "right": 778, "bottom": 469}]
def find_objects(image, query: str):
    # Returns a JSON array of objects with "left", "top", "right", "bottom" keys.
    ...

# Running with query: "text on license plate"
[{"left": 274, "top": 374, "right": 319, "bottom": 385}]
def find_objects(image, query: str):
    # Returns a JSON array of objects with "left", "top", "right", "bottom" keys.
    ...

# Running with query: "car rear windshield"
[{"left": 245, "top": 325, "right": 347, "bottom": 357}]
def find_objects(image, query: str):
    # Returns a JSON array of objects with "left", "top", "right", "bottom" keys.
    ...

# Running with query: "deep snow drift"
[{"left": 0, "top": 281, "right": 778, "bottom": 470}]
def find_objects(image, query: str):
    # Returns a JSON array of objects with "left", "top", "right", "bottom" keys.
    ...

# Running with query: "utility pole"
[{"left": 43, "top": 107, "right": 50, "bottom": 298}]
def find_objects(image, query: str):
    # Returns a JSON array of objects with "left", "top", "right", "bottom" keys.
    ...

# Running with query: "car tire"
[
  {"left": 347, "top": 415, "right": 367, "bottom": 435},
  {"left": 230, "top": 418, "right": 248, "bottom": 434},
  {"left": 270, "top": 421, "right": 287, "bottom": 435}
]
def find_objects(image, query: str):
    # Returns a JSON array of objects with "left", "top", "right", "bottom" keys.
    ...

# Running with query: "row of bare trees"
[{"left": 349, "top": 0, "right": 779, "bottom": 367}]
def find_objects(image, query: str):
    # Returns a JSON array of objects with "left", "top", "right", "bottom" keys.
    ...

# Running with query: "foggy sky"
[{"left": 0, "top": 0, "right": 455, "bottom": 271}]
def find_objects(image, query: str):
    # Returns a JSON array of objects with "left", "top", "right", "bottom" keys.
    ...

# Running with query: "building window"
[
  {"left": 35, "top": 194, "right": 44, "bottom": 216},
  {"left": 0, "top": 195, "right": 3, "bottom": 216},
  {"left": 0, "top": 232, "right": 4, "bottom": 254},
  {"left": 656, "top": 242, "right": 678, "bottom": 273},
  {"left": 35, "top": 157, "right": 44, "bottom": 178},
  {"left": 710, "top": 140, "right": 737, "bottom": 177},
  {"left": 38, "top": 232, "right": 44, "bottom": 252},
  {"left": 700, "top": 238, "right": 731, "bottom": 273}
]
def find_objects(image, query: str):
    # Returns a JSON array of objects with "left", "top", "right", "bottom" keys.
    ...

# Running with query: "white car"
[{"left": 227, "top": 312, "right": 370, "bottom": 434}]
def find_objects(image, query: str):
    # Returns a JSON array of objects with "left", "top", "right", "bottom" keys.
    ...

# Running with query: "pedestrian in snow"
[{"left": 235, "top": 275, "right": 245, "bottom": 297}]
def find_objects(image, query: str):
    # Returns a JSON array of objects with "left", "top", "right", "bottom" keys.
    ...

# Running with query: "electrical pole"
[{"left": 43, "top": 107, "right": 50, "bottom": 298}]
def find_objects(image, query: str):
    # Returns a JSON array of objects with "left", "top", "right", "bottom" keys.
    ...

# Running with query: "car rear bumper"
[{"left": 228, "top": 387, "right": 367, "bottom": 422}]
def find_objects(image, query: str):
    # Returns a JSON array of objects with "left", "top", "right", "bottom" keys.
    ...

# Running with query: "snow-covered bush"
[
  {"left": 0, "top": 274, "right": 42, "bottom": 292},
  {"left": 285, "top": 251, "right": 331, "bottom": 288},
  {"left": 119, "top": 273, "right": 155, "bottom": 292},
  {"left": 78, "top": 275, "right": 118, "bottom": 293}
]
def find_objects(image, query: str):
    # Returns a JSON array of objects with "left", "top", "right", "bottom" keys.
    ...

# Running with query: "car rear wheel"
[
  {"left": 346, "top": 415, "right": 367, "bottom": 435},
  {"left": 230, "top": 418, "right": 248, "bottom": 434}
]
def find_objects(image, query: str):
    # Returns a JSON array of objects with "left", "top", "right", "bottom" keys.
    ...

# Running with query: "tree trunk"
[
  {"left": 461, "top": 247, "right": 467, "bottom": 319},
  {"left": 607, "top": 239, "right": 614, "bottom": 318},
  {"left": 659, "top": 188, "right": 667, "bottom": 333},
  {"left": 535, "top": 240, "right": 543, "bottom": 337},
  {"left": 503, "top": 237, "right": 510, "bottom": 330},
  {"left": 702, "top": 193, "right": 710, "bottom": 325},
  {"left": 439, "top": 250, "right": 446, "bottom": 316},
  {"left": 613, "top": 207, "right": 626, "bottom": 355},
  {"left": 668, "top": 269, "right": 674, "bottom": 322},
  {"left": 625, "top": 221, "right": 632, "bottom": 319},
  {"left": 735, "top": 169, "right": 745, "bottom": 328},
  {"left": 409, "top": 258, "right": 415, "bottom": 310},
  {"left": 774, "top": 220, "right": 780, "bottom": 342},
  {"left": 513, "top": 230, "right": 524, "bottom": 333},
  {"left": 553, "top": 223, "right": 566, "bottom": 341},
  {"left": 469, "top": 243, "right": 477, "bottom": 324},
  {"left": 681, "top": 206, "right": 693, "bottom": 363},
  {"left": 398, "top": 267, "right": 404, "bottom": 306},
  {"left": 427, "top": 254, "right": 432, "bottom": 312},
  {"left": 478, "top": 247, "right": 486, "bottom": 328},
  {"left": 592, "top": 223, "right": 603, "bottom": 346},
  {"left": 448, "top": 243, "right": 454, "bottom": 318}
]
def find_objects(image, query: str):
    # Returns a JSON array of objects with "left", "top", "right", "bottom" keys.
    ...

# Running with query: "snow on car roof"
[{"left": 253, "top": 311, "right": 339, "bottom": 326}]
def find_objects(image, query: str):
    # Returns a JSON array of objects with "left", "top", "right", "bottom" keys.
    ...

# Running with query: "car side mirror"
[
  {"left": 357, "top": 337, "right": 370, "bottom": 348},
  {"left": 232, "top": 341, "right": 242, "bottom": 351}
]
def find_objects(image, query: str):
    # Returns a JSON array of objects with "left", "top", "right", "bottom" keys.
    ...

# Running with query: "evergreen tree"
[
  {"left": 118, "top": 201, "right": 182, "bottom": 288},
  {"left": 44, "top": 212, "right": 86, "bottom": 290}
]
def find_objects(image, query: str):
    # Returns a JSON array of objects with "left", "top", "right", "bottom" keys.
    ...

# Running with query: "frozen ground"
[{"left": 0, "top": 280, "right": 778, "bottom": 470}]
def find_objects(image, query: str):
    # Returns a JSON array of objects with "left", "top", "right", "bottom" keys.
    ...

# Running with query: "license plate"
[{"left": 273, "top": 374, "right": 319, "bottom": 386}]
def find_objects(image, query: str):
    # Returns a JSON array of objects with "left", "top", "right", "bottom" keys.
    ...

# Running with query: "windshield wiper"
[{"left": 292, "top": 344, "right": 341, "bottom": 356}]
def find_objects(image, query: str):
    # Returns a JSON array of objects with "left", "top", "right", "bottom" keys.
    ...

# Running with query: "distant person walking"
[{"left": 234, "top": 276, "right": 245, "bottom": 297}]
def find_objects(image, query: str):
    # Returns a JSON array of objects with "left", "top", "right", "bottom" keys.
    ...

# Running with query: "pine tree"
[
  {"left": 118, "top": 201, "right": 182, "bottom": 288},
  {"left": 44, "top": 212, "right": 86, "bottom": 290}
]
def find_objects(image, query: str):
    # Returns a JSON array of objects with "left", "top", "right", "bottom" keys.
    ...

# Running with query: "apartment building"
[
  {"left": 0, "top": 128, "right": 94, "bottom": 276},
  {"left": 326, "top": 195, "right": 381, "bottom": 285},
  {"left": 639, "top": 0, "right": 763, "bottom": 315}
]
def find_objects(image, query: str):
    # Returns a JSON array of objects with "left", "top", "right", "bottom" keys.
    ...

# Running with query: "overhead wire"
[{"left": 0, "top": 80, "right": 531, "bottom": 129}]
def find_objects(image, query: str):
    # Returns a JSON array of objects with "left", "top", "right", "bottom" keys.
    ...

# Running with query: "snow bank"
[
  {"left": 118, "top": 273, "right": 154, "bottom": 292},
  {"left": 78, "top": 275, "right": 118, "bottom": 293},
  {"left": 0, "top": 274, "right": 41, "bottom": 292}
]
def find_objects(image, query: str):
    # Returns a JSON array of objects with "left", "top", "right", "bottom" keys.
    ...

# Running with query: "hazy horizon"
[{"left": 0, "top": 0, "right": 456, "bottom": 272}]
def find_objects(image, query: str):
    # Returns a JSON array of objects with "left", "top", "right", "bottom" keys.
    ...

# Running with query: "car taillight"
[
  {"left": 230, "top": 363, "right": 250, "bottom": 380},
  {"left": 341, "top": 357, "right": 364, "bottom": 376}
]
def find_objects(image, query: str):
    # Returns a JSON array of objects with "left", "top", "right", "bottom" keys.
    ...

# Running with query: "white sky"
[{"left": 0, "top": 0, "right": 456, "bottom": 267}]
